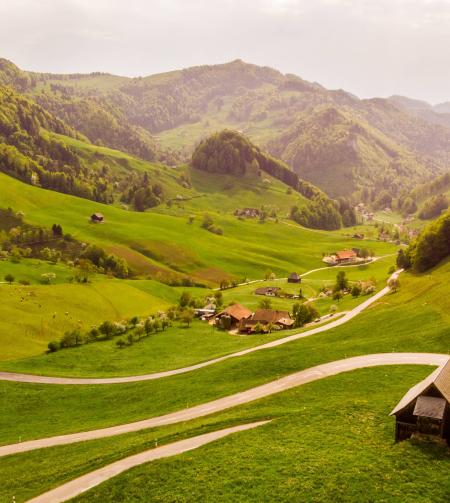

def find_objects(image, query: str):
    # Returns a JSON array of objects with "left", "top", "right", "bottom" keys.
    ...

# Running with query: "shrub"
[{"left": 47, "top": 340, "right": 60, "bottom": 352}]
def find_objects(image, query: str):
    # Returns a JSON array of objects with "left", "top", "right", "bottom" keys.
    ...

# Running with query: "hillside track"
[
  {"left": 26, "top": 421, "right": 269, "bottom": 503},
  {"left": 1, "top": 351, "right": 447, "bottom": 457}
]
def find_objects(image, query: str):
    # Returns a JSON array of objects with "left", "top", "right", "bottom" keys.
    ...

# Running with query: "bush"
[{"left": 47, "top": 340, "right": 60, "bottom": 352}]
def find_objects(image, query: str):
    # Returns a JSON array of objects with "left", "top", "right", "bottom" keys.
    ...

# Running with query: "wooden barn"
[
  {"left": 288, "top": 272, "right": 301, "bottom": 283},
  {"left": 215, "top": 304, "right": 252, "bottom": 330},
  {"left": 390, "top": 359, "right": 450, "bottom": 444}
]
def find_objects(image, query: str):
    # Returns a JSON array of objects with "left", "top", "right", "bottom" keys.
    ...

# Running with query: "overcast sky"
[{"left": 0, "top": 0, "right": 449, "bottom": 103}]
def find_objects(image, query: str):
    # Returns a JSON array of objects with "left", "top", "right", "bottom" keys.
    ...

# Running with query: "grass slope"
[
  {"left": 1, "top": 259, "right": 449, "bottom": 444},
  {"left": 2, "top": 366, "right": 449, "bottom": 502},
  {"left": 0, "top": 171, "right": 395, "bottom": 283}
]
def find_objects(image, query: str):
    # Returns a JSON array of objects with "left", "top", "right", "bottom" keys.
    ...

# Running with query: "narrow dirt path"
[
  {"left": 0, "top": 271, "right": 403, "bottom": 385},
  {"left": 25, "top": 421, "right": 269, "bottom": 503},
  {"left": 1, "top": 351, "right": 447, "bottom": 457}
]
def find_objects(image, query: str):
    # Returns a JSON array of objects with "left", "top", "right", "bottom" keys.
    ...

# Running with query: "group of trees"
[
  {"left": 0, "top": 207, "right": 130, "bottom": 279},
  {"left": 400, "top": 210, "right": 450, "bottom": 272},
  {"left": 48, "top": 314, "right": 171, "bottom": 353},
  {"left": 201, "top": 213, "right": 223, "bottom": 235},
  {"left": 418, "top": 194, "right": 448, "bottom": 220},
  {"left": 290, "top": 195, "right": 343, "bottom": 231}
]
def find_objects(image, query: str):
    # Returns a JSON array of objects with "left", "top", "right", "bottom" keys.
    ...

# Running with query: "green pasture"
[{"left": 1, "top": 260, "right": 449, "bottom": 443}]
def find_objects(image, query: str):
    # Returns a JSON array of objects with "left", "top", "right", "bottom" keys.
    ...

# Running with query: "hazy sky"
[{"left": 0, "top": 0, "right": 449, "bottom": 103}]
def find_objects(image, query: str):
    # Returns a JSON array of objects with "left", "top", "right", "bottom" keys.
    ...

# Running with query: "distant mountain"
[
  {"left": 388, "top": 95, "right": 450, "bottom": 129},
  {"left": 267, "top": 105, "right": 441, "bottom": 198},
  {"left": 1, "top": 57, "right": 449, "bottom": 203}
]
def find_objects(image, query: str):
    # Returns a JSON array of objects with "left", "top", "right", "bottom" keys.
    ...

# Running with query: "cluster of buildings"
[
  {"left": 214, "top": 304, "right": 294, "bottom": 333},
  {"left": 234, "top": 208, "right": 261, "bottom": 218}
]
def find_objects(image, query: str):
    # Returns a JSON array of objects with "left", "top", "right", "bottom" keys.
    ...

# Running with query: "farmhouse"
[
  {"left": 288, "top": 272, "right": 301, "bottom": 283},
  {"left": 335, "top": 250, "right": 357, "bottom": 264},
  {"left": 216, "top": 303, "right": 253, "bottom": 330},
  {"left": 390, "top": 359, "right": 450, "bottom": 444},
  {"left": 239, "top": 309, "right": 294, "bottom": 333},
  {"left": 90, "top": 213, "right": 104, "bottom": 223},
  {"left": 234, "top": 208, "right": 260, "bottom": 218},
  {"left": 254, "top": 286, "right": 281, "bottom": 296}
]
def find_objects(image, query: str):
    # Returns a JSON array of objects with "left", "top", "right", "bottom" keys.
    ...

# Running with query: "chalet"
[
  {"left": 390, "top": 359, "right": 450, "bottom": 444},
  {"left": 234, "top": 208, "right": 261, "bottom": 218},
  {"left": 216, "top": 303, "right": 253, "bottom": 330},
  {"left": 254, "top": 286, "right": 281, "bottom": 296},
  {"left": 288, "top": 272, "right": 301, "bottom": 284},
  {"left": 335, "top": 250, "right": 357, "bottom": 264},
  {"left": 240, "top": 309, "right": 294, "bottom": 333},
  {"left": 90, "top": 213, "right": 104, "bottom": 223}
]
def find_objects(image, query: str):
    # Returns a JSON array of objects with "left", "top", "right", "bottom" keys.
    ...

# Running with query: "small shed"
[
  {"left": 90, "top": 213, "right": 104, "bottom": 223},
  {"left": 288, "top": 272, "right": 301, "bottom": 284},
  {"left": 390, "top": 359, "right": 450, "bottom": 444}
]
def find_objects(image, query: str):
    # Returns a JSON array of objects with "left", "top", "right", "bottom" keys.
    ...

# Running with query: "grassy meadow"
[
  {"left": 2, "top": 366, "right": 449, "bottom": 502},
  {"left": 1, "top": 259, "right": 449, "bottom": 444},
  {"left": 0, "top": 254, "right": 395, "bottom": 374},
  {"left": 0, "top": 172, "right": 396, "bottom": 284}
]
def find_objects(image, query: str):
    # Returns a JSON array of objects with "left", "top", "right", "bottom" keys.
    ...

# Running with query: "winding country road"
[
  {"left": 26, "top": 421, "right": 269, "bottom": 503},
  {"left": 1, "top": 351, "right": 447, "bottom": 457},
  {"left": 0, "top": 270, "right": 403, "bottom": 385}
]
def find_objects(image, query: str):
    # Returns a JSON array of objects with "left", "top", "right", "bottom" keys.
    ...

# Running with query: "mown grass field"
[
  {"left": 0, "top": 258, "right": 75, "bottom": 285},
  {"left": 1, "top": 259, "right": 449, "bottom": 444},
  {"left": 0, "top": 279, "right": 173, "bottom": 360},
  {"left": 2, "top": 366, "right": 449, "bottom": 502}
]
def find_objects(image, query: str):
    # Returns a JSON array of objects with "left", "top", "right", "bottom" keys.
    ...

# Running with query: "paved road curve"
[
  {"left": 26, "top": 421, "right": 269, "bottom": 503},
  {"left": 0, "top": 271, "right": 403, "bottom": 385},
  {"left": 1, "top": 352, "right": 447, "bottom": 457}
]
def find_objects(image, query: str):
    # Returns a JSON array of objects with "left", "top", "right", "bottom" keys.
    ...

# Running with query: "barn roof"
[
  {"left": 390, "top": 359, "right": 450, "bottom": 416},
  {"left": 219, "top": 304, "right": 252, "bottom": 321},
  {"left": 413, "top": 396, "right": 446, "bottom": 420},
  {"left": 253, "top": 309, "right": 291, "bottom": 324},
  {"left": 289, "top": 272, "right": 300, "bottom": 279},
  {"left": 336, "top": 250, "right": 357, "bottom": 260}
]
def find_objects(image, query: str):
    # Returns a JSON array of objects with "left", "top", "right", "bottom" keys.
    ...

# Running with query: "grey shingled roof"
[
  {"left": 390, "top": 359, "right": 450, "bottom": 416},
  {"left": 413, "top": 396, "right": 446, "bottom": 420}
]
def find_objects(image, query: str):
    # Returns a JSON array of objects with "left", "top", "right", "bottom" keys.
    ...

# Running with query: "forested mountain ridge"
[
  {"left": 267, "top": 105, "right": 440, "bottom": 198},
  {"left": 1, "top": 57, "right": 449, "bottom": 205}
]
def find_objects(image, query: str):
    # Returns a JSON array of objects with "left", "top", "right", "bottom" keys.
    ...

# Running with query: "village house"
[
  {"left": 234, "top": 208, "right": 261, "bottom": 218},
  {"left": 322, "top": 249, "right": 358, "bottom": 266},
  {"left": 390, "top": 359, "right": 450, "bottom": 445},
  {"left": 239, "top": 309, "right": 294, "bottom": 334},
  {"left": 215, "top": 304, "right": 253, "bottom": 330},
  {"left": 335, "top": 250, "right": 357, "bottom": 264},
  {"left": 287, "top": 272, "right": 301, "bottom": 284},
  {"left": 254, "top": 286, "right": 281, "bottom": 296},
  {"left": 90, "top": 213, "right": 104, "bottom": 223}
]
